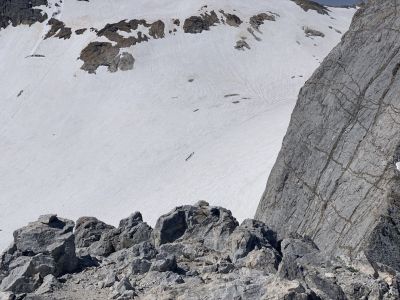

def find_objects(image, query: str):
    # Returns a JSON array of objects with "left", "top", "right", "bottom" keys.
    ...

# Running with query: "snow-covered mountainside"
[{"left": 0, "top": 0, "right": 355, "bottom": 250}]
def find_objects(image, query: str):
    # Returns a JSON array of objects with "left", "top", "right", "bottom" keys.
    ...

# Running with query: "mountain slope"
[
  {"left": 256, "top": 0, "right": 400, "bottom": 270},
  {"left": 0, "top": 0, "right": 354, "bottom": 250}
]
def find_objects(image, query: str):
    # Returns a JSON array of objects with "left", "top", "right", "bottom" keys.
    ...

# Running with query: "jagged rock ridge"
[
  {"left": 1, "top": 203, "right": 399, "bottom": 299},
  {"left": 256, "top": 0, "right": 400, "bottom": 272}
]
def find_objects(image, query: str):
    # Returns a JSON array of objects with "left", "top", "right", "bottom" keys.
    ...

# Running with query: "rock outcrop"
[
  {"left": 0, "top": 215, "right": 78, "bottom": 293},
  {"left": 76, "top": 8, "right": 278, "bottom": 73},
  {"left": 291, "top": 0, "right": 330, "bottom": 15},
  {"left": 44, "top": 18, "right": 72, "bottom": 40},
  {"left": 75, "top": 212, "right": 152, "bottom": 257},
  {"left": 249, "top": 13, "right": 276, "bottom": 31},
  {"left": 152, "top": 202, "right": 238, "bottom": 250},
  {"left": 0, "top": 0, "right": 48, "bottom": 30},
  {"left": 1, "top": 203, "right": 399, "bottom": 299},
  {"left": 79, "top": 42, "right": 135, "bottom": 74},
  {"left": 183, "top": 11, "right": 220, "bottom": 34},
  {"left": 256, "top": 0, "right": 400, "bottom": 271},
  {"left": 1, "top": 4, "right": 287, "bottom": 73}
]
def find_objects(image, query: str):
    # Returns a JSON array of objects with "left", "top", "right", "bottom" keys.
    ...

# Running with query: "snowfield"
[{"left": 0, "top": 0, "right": 355, "bottom": 250}]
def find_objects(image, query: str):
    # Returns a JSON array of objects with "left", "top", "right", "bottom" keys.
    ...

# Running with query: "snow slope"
[{"left": 0, "top": 0, "right": 355, "bottom": 250}]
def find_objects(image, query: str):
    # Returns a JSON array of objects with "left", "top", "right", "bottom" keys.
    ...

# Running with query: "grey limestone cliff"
[{"left": 256, "top": 0, "right": 400, "bottom": 271}]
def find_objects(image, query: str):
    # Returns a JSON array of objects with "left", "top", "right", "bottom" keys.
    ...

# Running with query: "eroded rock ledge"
[{"left": 1, "top": 202, "right": 399, "bottom": 299}]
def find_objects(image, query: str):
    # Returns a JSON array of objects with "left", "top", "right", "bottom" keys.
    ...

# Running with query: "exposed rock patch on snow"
[
  {"left": 79, "top": 42, "right": 120, "bottom": 74},
  {"left": 249, "top": 12, "right": 277, "bottom": 31},
  {"left": 291, "top": 0, "right": 330, "bottom": 15},
  {"left": 183, "top": 11, "right": 220, "bottom": 34},
  {"left": 44, "top": 18, "right": 72, "bottom": 40},
  {"left": 303, "top": 26, "right": 325, "bottom": 37},
  {"left": 0, "top": 0, "right": 48, "bottom": 30}
]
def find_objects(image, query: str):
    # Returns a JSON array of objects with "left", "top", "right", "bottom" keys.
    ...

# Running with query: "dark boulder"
[
  {"left": 82, "top": 212, "right": 153, "bottom": 257},
  {"left": 278, "top": 235, "right": 322, "bottom": 280},
  {"left": 79, "top": 42, "right": 120, "bottom": 74},
  {"left": 152, "top": 202, "right": 238, "bottom": 251},
  {"left": 278, "top": 235, "right": 347, "bottom": 300},
  {"left": 225, "top": 13, "right": 242, "bottom": 27},
  {"left": 44, "top": 18, "right": 72, "bottom": 40},
  {"left": 131, "top": 258, "right": 152, "bottom": 274},
  {"left": 227, "top": 219, "right": 279, "bottom": 262},
  {"left": 183, "top": 11, "right": 219, "bottom": 34},
  {"left": 149, "top": 20, "right": 165, "bottom": 39},
  {"left": 74, "top": 217, "right": 115, "bottom": 256},
  {"left": 150, "top": 255, "right": 177, "bottom": 273}
]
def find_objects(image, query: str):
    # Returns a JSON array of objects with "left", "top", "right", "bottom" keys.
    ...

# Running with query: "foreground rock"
[
  {"left": 256, "top": 0, "right": 400, "bottom": 271},
  {"left": 1, "top": 203, "right": 399, "bottom": 299},
  {"left": 75, "top": 212, "right": 152, "bottom": 257},
  {"left": 0, "top": 215, "right": 78, "bottom": 293},
  {"left": 152, "top": 202, "right": 238, "bottom": 250}
]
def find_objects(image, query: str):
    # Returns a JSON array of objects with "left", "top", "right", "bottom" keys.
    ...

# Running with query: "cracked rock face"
[{"left": 256, "top": 0, "right": 400, "bottom": 271}]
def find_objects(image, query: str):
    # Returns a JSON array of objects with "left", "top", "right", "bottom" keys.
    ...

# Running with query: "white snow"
[{"left": 0, "top": 0, "right": 355, "bottom": 250}]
